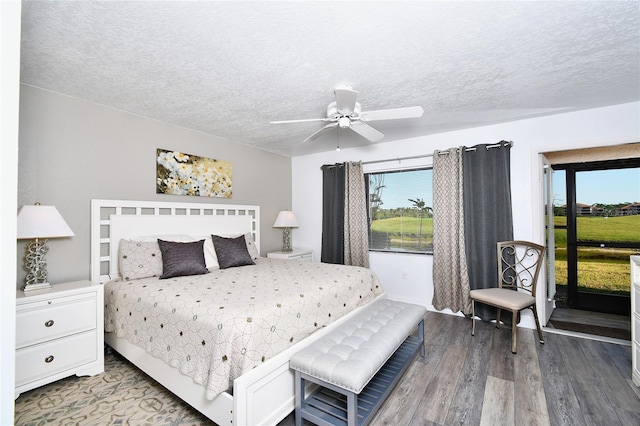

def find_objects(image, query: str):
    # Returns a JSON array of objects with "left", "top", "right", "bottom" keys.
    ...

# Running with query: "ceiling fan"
[{"left": 270, "top": 85, "right": 424, "bottom": 143}]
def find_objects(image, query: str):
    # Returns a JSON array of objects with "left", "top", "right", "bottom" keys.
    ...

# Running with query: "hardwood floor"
[
  {"left": 280, "top": 311, "right": 640, "bottom": 426},
  {"left": 14, "top": 309, "right": 639, "bottom": 425}
]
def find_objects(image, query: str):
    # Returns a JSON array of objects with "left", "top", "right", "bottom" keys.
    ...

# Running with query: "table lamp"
[
  {"left": 272, "top": 211, "right": 299, "bottom": 252},
  {"left": 17, "top": 203, "right": 75, "bottom": 292}
]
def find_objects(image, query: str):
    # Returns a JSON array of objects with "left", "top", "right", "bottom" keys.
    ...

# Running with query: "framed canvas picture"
[{"left": 156, "top": 149, "right": 232, "bottom": 198}]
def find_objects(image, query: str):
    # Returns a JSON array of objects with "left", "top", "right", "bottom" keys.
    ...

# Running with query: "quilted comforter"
[{"left": 104, "top": 258, "right": 383, "bottom": 399}]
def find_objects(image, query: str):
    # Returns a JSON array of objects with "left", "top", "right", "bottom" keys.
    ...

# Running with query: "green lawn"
[
  {"left": 553, "top": 215, "right": 640, "bottom": 245},
  {"left": 371, "top": 216, "right": 433, "bottom": 234},
  {"left": 552, "top": 215, "right": 638, "bottom": 293},
  {"left": 554, "top": 255, "right": 632, "bottom": 293},
  {"left": 371, "top": 216, "right": 433, "bottom": 251}
]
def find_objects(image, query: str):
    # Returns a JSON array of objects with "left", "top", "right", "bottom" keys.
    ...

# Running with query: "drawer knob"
[
  {"left": 44, "top": 355, "right": 54, "bottom": 363},
  {"left": 44, "top": 320, "right": 54, "bottom": 327}
]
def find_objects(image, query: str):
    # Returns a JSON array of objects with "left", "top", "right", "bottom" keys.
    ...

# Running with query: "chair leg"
[
  {"left": 511, "top": 310, "right": 518, "bottom": 354},
  {"left": 531, "top": 305, "right": 545, "bottom": 344},
  {"left": 471, "top": 300, "right": 476, "bottom": 336},
  {"left": 496, "top": 308, "right": 501, "bottom": 329}
]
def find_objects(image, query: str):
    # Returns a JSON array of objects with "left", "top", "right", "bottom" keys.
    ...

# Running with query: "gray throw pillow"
[
  {"left": 211, "top": 235, "right": 255, "bottom": 269},
  {"left": 157, "top": 239, "right": 208, "bottom": 279}
]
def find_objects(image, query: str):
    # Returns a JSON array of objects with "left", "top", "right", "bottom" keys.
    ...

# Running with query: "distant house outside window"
[{"left": 366, "top": 168, "right": 433, "bottom": 254}]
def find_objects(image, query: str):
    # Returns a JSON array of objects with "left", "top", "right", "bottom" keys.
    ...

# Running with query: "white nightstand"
[
  {"left": 267, "top": 249, "right": 314, "bottom": 262},
  {"left": 15, "top": 280, "right": 104, "bottom": 398}
]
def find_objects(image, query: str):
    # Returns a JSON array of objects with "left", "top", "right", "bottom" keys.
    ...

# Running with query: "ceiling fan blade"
[
  {"left": 350, "top": 121, "right": 384, "bottom": 142},
  {"left": 360, "top": 106, "right": 424, "bottom": 121},
  {"left": 334, "top": 86, "right": 358, "bottom": 115},
  {"left": 303, "top": 122, "right": 338, "bottom": 143},
  {"left": 270, "top": 117, "right": 332, "bottom": 124}
]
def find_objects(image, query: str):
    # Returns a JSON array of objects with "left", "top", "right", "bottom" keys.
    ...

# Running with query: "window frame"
[{"left": 365, "top": 165, "right": 434, "bottom": 255}]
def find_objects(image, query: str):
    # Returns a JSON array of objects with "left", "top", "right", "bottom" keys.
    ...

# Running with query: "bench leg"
[
  {"left": 347, "top": 391, "right": 357, "bottom": 426},
  {"left": 418, "top": 319, "right": 425, "bottom": 358},
  {"left": 294, "top": 371, "right": 303, "bottom": 426}
]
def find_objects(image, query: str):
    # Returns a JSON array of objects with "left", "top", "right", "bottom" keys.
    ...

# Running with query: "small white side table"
[
  {"left": 15, "top": 280, "right": 104, "bottom": 398},
  {"left": 267, "top": 249, "right": 314, "bottom": 262}
]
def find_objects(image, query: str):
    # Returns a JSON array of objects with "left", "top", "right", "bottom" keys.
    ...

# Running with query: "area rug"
[{"left": 14, "top": 349, "right": 212, "bottom": 425}]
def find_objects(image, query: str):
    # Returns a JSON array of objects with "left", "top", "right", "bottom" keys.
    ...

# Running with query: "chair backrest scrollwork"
[{"left": 497, "top": 240, "right": 546, "bottom": 296}]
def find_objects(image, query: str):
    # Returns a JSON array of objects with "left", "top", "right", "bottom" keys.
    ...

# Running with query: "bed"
[{"left": 90, "top": 199, "right": 384, "bottom": 425}]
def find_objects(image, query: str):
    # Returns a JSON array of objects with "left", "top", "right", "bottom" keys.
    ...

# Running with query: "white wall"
[
  {"left": 1, "top": 1, "right": 20, "bottom": 422},
  {"left": 292, "top": 102, "right": 640, "bottom": 326}
]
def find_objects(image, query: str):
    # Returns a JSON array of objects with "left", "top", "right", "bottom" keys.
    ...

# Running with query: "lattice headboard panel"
[{"left": 90, "top": 199, "right": 260, "bottom": 283}]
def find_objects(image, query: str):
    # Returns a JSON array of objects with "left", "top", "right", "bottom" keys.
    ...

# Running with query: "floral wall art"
[{"left": 156, "top": 149, "right": 233, "bottom": 198}]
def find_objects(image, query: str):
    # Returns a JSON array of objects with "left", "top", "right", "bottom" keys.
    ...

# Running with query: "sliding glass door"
[{"left": 553, "top": 159, "right": 640, "bottom": 315}]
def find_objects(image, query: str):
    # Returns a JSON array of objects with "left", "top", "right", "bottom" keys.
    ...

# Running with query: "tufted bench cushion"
[{"left": 290, "top": 298, "right": 426, "bottom": 394}]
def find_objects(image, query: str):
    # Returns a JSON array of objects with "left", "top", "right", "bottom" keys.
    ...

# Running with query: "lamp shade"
[
  {"left": 17, "top": 204, "right": 75, "bottom": 239},
  {"left": 272, "top": 211, "right": 299, "bottom": 228}
]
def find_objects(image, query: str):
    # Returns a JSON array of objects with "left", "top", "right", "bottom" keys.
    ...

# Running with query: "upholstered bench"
[{"left": 289, "top": 298, "right": 426, "bottom": 426}]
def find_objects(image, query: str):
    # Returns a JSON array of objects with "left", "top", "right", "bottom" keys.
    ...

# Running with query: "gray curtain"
[
  {"left": 344, "top": 162, "right": 369, "bottom": 267},
  {"left": 321, "top": 162, "right": 370, "bottom": 267},
  {"left": 463, "top": 143, "right": 513, "bottom": 321},
  {"left": 321, "top": 164, "right": 345, "bottom": 264},
  {"left": 432, "top": 148, "right": 471, "bottom": 313}
]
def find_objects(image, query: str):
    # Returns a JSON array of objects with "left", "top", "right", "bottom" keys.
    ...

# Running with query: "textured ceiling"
[{"left": 20, "top": 1, "right": 640, "bottom": 157}]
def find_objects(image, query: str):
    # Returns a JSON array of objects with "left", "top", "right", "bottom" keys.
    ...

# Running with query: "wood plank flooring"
[
  {"left": 15, "top": 310, "right": 638, "bottom": 425},
  {"left": 280, "top": 311, "right": 640, "bottom": 426}
]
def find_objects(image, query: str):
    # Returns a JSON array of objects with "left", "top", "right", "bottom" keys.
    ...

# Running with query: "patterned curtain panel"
[
  {"left": 432, "top": 148, "right": 472, "bottom": 314},
  {"left": 321, "top": 164, "right": 345, "bottom": 264},
  {"left": 463, "top": 143, "right": 513, "bottom": 322},
  {"left": 344, "top": 162, "right": 370, "bottom": 268}
]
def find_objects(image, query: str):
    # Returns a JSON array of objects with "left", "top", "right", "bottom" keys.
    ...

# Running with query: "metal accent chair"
[{"left": 470, "top": 240, "right": 546, "bottom": 354}]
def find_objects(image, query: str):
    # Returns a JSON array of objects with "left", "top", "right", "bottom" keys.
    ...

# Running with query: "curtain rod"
[
  {"left": 436, "top": 140, "right": 513, "bottom": 156},
  {"left": 360, "top": 140, "right": 513, "bottom": 166},
  {"left": 361, "top": 153, "right": 433, "bottom": 165}
]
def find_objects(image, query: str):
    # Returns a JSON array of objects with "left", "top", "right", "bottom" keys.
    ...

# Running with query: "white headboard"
[{"left": 91, "top": 199, "right": 260, "bottom": 283}]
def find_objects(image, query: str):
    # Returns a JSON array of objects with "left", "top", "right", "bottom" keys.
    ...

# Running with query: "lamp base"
[
  {"left": 281, "top": 227, "right": 293, "bottom": 252},
  {"left": 23, "top": 238, "right": 51, "bottom": 294},
  {"left": 23, "top": 282, "right": 52, "bottom": 293}
]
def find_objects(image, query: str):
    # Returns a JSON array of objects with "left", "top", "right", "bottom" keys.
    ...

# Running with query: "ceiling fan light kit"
[{"left": 271, "top": 85, "right": 424, "bottom": 144}]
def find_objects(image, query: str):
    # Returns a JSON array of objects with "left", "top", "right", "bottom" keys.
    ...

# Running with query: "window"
[{"left": 366, "top": 168, "right": 433, "bottom": 254}]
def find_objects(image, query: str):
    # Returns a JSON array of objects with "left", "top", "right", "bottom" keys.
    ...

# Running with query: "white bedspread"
[{"left": 104, "top": 258, "right": 383, "bottom": 399}]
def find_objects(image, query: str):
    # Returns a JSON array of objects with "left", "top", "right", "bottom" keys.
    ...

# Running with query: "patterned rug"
[{"left": 14, "top": 349, "right": 212, "bottom": 425}]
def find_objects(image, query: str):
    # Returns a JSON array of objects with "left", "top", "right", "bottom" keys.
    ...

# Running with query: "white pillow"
[
  {"left": 118, "top": 239, "right": 163, "bottom": 280},
  {"left": 243, "top": 232, "right": 261, "bottom": 260},
  {"left": 203, "top": 236, "right": 219, "bottom": 269}
]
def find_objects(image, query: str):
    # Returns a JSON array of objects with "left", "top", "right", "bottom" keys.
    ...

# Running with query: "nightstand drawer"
[
  {"left": 267, "top": 250, "right": 314, "bottom": 261},
  {"left": 16, "top": 295, "right": 97, "bottom": 348},
  {"left": 15, "top": 330, "right": 98, "bottom": 387},
  {"left": 289, "top": 253, "right": 313, "bottom": 261}
]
